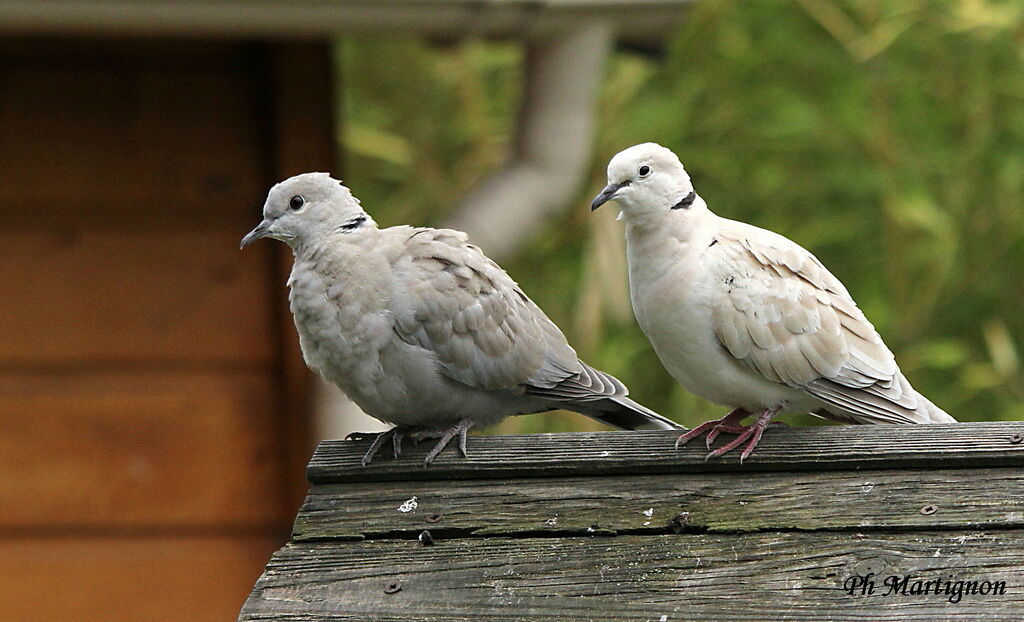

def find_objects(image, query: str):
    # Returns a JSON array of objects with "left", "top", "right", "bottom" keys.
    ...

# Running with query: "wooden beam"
[
  {"left": 0, "top": 0, "right": 690, "bottom": 47},
  {"left": 264, "top": 42, "right": 338, "bottom": 517},
  {"left": 307, "top": 422, "right": 1024, "bottom": 483},
  {"left": 243, "top": 424, "right": 1024, "bottom": 620},
  {"left": 292, "top": 467, "right": 1024, "bottom": 540},
  {"left": 241, "top": 532, "right": 1024, "bottom": 620}
]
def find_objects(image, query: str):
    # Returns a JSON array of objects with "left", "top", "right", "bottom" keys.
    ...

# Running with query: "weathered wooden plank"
[
  {"left": 308, "top": 422, "right": 1024, "bottom": 483},
  {"left": 240, "top": 531, "right": 1024, "bottom": 620},
  {"left": 292, "top": 467, "right": 1024, "bottom": 540}
]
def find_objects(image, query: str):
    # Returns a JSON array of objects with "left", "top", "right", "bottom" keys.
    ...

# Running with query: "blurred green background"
[{"left": 335, "top": 0, "right": 1024, "bottom": 431}]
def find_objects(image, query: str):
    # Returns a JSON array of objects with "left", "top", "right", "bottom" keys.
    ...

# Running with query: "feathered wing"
[
  {"left": 707, "top": 221, "right": 954, "bottom": 425},
  {"left": 386, "top": 226, "right": 679, "bottom": 430}
]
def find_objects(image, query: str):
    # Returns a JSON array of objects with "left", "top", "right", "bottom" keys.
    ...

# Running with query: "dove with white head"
[
  {"left": 592, "top": 143, "right": 955, "bottom": 461},
  {"left": 243, "top": 172, "right": 681, "bottom": 466}
]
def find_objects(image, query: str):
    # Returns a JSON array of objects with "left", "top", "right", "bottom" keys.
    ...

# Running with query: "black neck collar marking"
[
  {"left": 670, "top": 191, "right": 696, "bottom": 210},
  {"left": 339, "top": 215, "right": 367, "bottom": 232}
]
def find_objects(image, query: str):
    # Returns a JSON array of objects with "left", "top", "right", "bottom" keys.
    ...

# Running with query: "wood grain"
[
  {"left": 249, "top": 425, "right": 1024, "bottom": 620},
  {"left": 267, "top": 41, "right": 338, "bottom": 512},
  {"left": 292, "top": 467, "right": 1024, "bottom": 540},
  {"left": 0, "top": 372, "right": 283, "bottom": 527},
  {"left": 240, "top": 532, "right": 1024, "bottom": 620},
  {"left": 0, "top": 534, "right": 280, "bottom": 622},
  {"left": 307, "top": 422, "right": 1024, "bottom": 483},
  {"left": 0, "top": 228, "right": 274, "bottom": 366},
  {"left": 0, "top": 40, "right": 265, "bottom": 227},
  {"left": 0, "top": 38, "right": 328, "bottom": 622}
]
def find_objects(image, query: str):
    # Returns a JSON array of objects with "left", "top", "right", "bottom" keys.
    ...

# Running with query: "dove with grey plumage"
[
  {"left": 242, "top": 172, "right": 681, "bottom": 466},
  {"left": 592, "top": 143, "right": 955, "bottom": 461}
]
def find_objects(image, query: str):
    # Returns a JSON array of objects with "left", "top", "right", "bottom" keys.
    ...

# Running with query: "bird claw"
[
  {"left": 705, "top": 423, "right": 750, "bottom": 449},
  {"left": 675, "top": 408, "right": 750, "bottom": 450},
  {"left": 356, "top": 420, "right": 475, "bottom": 467},
  {"left": 678, "top": 407, "right": 782, "bottom": 462},
  {"left": 704, "top": 425, "right": 759, "bottom": 462},
  {"left": 422, "top": 419, "right": 474, "bottom": 467},
  {"left": 359, "top": 428, "right": 397, "bottom": 466},
  {"left": 392, "top": 429, "right": 404, "bottom": 459}
]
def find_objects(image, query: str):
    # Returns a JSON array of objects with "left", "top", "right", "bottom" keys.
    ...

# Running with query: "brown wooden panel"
[
  {"left": 0, "top": 372, "right": 286, "bottom": 527},
  {"left": 0, "top": 228, "right": 274, "bottom": 365},
  {"left": 0, "top": 41, "right": 267, "bottom": 227},
  {"left": 268, "top": 42, "right": 338, "bottom": 512},
  {"left": 0, "top": 535, "right": 279, "bottom": 622}
]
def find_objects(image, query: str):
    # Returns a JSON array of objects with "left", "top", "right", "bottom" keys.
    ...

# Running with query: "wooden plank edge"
[
  {"left": 307, "top": 422, "right": 1024, "bottom": 483},
  {"left": 290, "top": 466, "right": 1024, "bottom": 542}
]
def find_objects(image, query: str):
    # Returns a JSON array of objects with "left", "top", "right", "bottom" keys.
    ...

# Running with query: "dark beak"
[
  {"left": 240, "top": 219, "right": 272, "bottom": 249},
  {"left": 590, "top": 180, "right": 630, "bottom": 211}
]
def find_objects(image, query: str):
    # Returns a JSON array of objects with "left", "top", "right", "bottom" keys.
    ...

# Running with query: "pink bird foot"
[{"left": 676, "top": 406, "right": 784, "bottom": 462}]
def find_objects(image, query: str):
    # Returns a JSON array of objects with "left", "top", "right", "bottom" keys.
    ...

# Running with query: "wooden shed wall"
[{"left": 0, "top": 39, "right": 330, "bottom": 621}]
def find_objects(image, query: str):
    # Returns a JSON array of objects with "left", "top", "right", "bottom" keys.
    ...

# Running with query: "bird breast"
[
  {"left": 626, "top": 223, "right": 804, "bottom": 412},
  {"left": 286, "top": 254, "right": 395, "bottom": 390}
]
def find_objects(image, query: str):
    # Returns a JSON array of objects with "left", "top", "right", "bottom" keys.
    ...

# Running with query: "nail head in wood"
[{"left": 670, "top": 512, "right": 691, "bottom": 533}]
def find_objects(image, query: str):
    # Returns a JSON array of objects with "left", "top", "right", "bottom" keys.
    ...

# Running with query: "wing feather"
[
  {"left": 386, "top": 227, "right": 629, "bottom": 403},
  {"left": 709, "top": 221, "right": 949, "bottom": 424}
]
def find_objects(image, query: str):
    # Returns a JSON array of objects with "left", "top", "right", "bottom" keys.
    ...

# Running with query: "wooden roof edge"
[
  {"left": 0, "top": 0, "right": 692, "bottom": 45},
  {"left": 307, "top": 421, "right": 1024, "bottom": 483}
]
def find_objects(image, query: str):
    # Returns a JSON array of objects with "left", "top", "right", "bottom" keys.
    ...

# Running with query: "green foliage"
[{"left": 336, "top": 0, "right": 1024, "bottom": 430}]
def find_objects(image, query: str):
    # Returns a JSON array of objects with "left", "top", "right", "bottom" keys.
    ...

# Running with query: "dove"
[
  {"left": 241, "top": 172, "right": 681, "bottom": 466},
  {"left": 591, "top": 143, "right": 955, "bottom": 461}
]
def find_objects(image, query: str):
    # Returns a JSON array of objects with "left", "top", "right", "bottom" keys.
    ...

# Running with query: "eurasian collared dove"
[
  {"left": 242, "top": 172, "right": 680, "bottom": 466},
  {"left": 591, "top": 143, "right": 955, "bottom": 461}
]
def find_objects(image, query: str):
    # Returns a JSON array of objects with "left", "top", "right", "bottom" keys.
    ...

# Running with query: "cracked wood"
[
  {"left": 240, "top": 532, "right": 1024, "bottom": 620},
  {"left": 292, "top": 467, "right": 1024, "bottom": 541}
]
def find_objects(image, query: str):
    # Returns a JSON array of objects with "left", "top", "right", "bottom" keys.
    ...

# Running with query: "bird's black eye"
[
  {"left": 638, "top": 165, "right": 652, "bottom": 178},
  {"left": 289, "top": 195, "right": 305, "bottom": 210}
]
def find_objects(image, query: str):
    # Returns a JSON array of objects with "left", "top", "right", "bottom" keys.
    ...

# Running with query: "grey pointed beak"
[
  {"left": 590, "top": 180, "right": 630, "bottom": 211},
  {"left": 240, "top": 219, "right": 272, "bottom": 249}
]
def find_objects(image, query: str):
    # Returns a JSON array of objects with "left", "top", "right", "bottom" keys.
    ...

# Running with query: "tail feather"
[
  {"left": 569, "top": 395, "right": 684, "bottom": 431},
  {"left": 524, "top": 360, "right": 683, "bottom": 431},
  {"left": 809, "top": 378, "right": 957, "bottom": 425},
  {"left": 921, "top": 396, "right": 956, "bottom": 423}
]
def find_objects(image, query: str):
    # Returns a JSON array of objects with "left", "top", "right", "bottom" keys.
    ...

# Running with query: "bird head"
[
  {"left": 590, "top": 143, "right": 696, "bottom": 219},
  {"left": 240, "top": 172, "right": 373, "bottom": 250}
]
